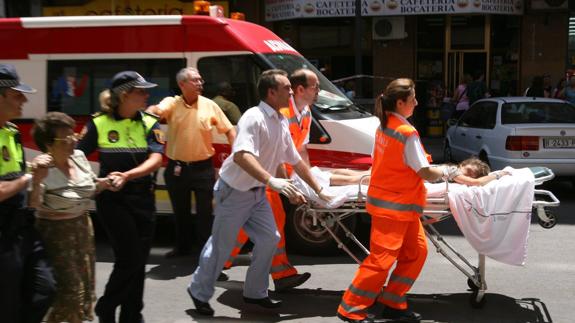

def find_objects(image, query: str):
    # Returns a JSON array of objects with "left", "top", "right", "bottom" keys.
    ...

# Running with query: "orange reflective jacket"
[
  {"left": 366, "top": 114, "right": 428, "bottom": 221},
  {"left": 280, "top": 97, "right": 311, "bottom": 176}
]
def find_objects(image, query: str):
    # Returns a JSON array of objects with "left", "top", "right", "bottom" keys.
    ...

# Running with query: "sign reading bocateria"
[{"left": 265, "top": 0, "right": 523, "bottom": 21}]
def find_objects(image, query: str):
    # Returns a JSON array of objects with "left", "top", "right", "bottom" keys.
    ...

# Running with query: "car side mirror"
[{"left": 447, "top": 118, "right": 458, "bottom": 127}]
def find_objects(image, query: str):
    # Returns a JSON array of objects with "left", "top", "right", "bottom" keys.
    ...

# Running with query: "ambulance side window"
[
  {"left": 197, "top": 55, "right": 262, "bottom": 116},
  {"left": 47, "top": 59, "right": 184, "bottom": 116}
]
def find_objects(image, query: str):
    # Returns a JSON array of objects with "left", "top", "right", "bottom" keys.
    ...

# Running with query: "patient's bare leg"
[{"left": 329, "top": 169, "right": 371, "bottom": 186}]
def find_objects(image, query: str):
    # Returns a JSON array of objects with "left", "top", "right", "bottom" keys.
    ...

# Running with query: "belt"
[{"left": 171, "top": 158, "right": 213, "bottom": 167}]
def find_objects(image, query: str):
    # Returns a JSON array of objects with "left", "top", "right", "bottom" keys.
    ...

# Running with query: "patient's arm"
[{"left": 454, "top": 170, "right": 511, "bottom": 186}]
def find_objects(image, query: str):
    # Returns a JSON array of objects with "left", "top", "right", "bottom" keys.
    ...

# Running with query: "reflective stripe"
[
  {"left": 270, "top": 264, "right": 292, "bottom": 273},
  {"left": 275, "top": 247, "right": 286, "bottom": 256},
  {"left": 226, "top": 255, "right": 236, "bottom": 264},
  {"left": 382, "top": 127, "right": 408, "bottom": 144},
  {"left": 99, "top": 148, "right": 148, "bottom": 153},
  {"left": 287, "top": 116, "right": 298, "bottom": 124},
  {"left": 0, "top": 171, "right": 24, "bottom": 181},
  {"left": 348, "top": 284, "right": 378, "bottom": 300},
  {"left": 234, "top": 240, "right": 244, "bottom": 248},
  {"left": 380, "top": 291, "right": 406, "bottom": 304},
  {"left": 339, "top": 299, "right": 367, "bottom": 315},
  {"left": 367, "top": 195, "right": 423, "bottom": 214},
  {"left": 389, "top": 274, "right": 415, "bottom": 286}
]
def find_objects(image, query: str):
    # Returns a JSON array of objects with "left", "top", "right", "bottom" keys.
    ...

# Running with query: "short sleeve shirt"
[
  {"left": 155, "top": 95, "right": 233, "bottom": 161},
  {"left": 390, "top": 112, "right": 430, "bottom": 172},
  {"left": 219, "top": 101, "right": 302, "bottom": 191}
]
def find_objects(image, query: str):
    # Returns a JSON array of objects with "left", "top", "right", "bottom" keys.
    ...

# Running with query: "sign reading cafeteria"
[{"left": 265, "top": 0, "right": 523, "bottom": 21}]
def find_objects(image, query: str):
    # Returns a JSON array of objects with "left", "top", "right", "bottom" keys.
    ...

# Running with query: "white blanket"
[{"left": 448, "top": 167, "right": 535, "bottom": 266}]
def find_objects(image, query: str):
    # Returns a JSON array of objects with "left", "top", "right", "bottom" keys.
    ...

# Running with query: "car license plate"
[{"left": 544, "top": 137, "right": 575, "bottom": 148}]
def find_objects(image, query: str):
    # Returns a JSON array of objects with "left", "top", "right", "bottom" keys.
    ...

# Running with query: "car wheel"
[
  {"left": 443, "top": 141, "right": 453, "bottom": 163},
  {"left": 479, "top": 151, "right": 490, "bottom": 168},
  {"left": 284, "top": 203, "right": 357, "bottom": 256}
]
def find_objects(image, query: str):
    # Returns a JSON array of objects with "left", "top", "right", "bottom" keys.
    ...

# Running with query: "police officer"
[
  {"left": 0, "top": 64, "right": 56, "bottom": 323},
  {"left": 77, "top": 71, "right": 164, "bottom": 323}
]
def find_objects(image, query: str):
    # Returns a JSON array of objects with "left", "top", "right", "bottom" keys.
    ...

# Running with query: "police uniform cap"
[
  {"left": 0, "top": 64, "right": 37, "bottom": 93},
  {"left": 110, "top": 71, "right": 157, "bottom": 93}
]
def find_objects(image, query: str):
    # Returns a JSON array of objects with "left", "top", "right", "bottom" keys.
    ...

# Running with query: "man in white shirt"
[{"left": 187, "top": 69, "right": 331, "bottom": 316}]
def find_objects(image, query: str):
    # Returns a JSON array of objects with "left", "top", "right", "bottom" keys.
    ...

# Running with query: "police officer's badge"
[
  {"left": 1, "top": 146, "right": 10, "bottom": 161},
  {"left": 152, "top": 129, "right": 166, "bottom": 144},
  {"left": 108, "top": 130, "right": 120, "bottom": 143}
]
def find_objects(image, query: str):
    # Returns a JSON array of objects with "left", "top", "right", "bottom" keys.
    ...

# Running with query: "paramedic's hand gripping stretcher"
[{"left": 291, "top": 165, "right": 560, "bottom": 307}]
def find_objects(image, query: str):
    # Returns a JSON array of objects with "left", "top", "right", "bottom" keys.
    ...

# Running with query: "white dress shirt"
[{"left": 219, "top": 101, "right": 302, "bottom": 191}]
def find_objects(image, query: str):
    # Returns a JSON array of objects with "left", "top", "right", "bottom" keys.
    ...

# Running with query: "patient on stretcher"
[{"left": 327, "top": 157, "right": 509, "bottom": 187}]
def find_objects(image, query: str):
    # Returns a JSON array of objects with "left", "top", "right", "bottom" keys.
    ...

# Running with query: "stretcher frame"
[{"left": 296, "top": 168, "right": 560, "bottom": 307}]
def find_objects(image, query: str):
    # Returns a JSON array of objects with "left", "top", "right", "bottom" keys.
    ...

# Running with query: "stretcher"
[{"left": 292, "top": 166, "right": 560, "bottom": 308}]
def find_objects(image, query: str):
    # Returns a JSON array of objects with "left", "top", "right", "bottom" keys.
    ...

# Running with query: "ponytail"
[{"left": 375, "top": 78, "right": 415, "bottom": 128}]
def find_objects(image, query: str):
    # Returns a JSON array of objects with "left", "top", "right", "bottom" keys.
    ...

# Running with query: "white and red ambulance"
[{"left": 0, "top": 15, "right": 379, "bottom": 253}]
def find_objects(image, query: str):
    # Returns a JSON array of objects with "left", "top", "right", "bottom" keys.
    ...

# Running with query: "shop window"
[
  {"left": 197, "top": 55, "right": 262, "bottom": 114},
  {"left": 47, "top": 59, "right": 184, "bottom": 115},
  {"left": 417, "top": 16, "right": 445, "bottom": 81},
  {"left": 490, "top": 16, "right": 520, "bottom": 96},
  {"left": 450, "top": 16, "right": 485, "bottom": 50}
]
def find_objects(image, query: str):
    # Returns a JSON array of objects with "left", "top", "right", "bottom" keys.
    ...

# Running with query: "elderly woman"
[
  {"left": 29, "top": 111, "right": 111, "bottom": 323},
  {"left": 77, "top": 71, "right": 164, "bottom": 323}
]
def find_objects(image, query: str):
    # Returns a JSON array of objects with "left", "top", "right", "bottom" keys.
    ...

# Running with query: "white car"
[{"left": 444, "top": 97, "right": 575, "bottom": 176}]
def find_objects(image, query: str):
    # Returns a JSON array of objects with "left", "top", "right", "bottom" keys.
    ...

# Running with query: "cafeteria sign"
[{"left": 265, "top": 0, "right": 522, "bottom": 21}]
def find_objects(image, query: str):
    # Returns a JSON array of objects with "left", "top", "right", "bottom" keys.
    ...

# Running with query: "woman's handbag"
[{"left": 441, "top": 87, "right": 467, "bottom": 121}]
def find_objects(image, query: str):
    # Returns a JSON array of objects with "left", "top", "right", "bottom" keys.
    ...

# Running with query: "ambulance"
[{"left": 0, "top": 15, "right": 379, "bottom": 254}]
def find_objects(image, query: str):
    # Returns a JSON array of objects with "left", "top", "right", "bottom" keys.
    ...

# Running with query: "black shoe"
[
  {"left": 381, "top": 307, "right": 421, "bottom": 323},
  {"left": 95, "top": 305, "right": 116, "bottom": 323},
  {"left": 337, "top": 313, "right": 389, "bottom": 323},
  {"left": 243, "top": 296, "right": 282, "bottom": 308},
  {"left": 165, "top": 248, "right": 192, "bottom": 258},
  {"left": 217, "top": 272, "right": 229, "bottom": 281},
  {"left": 186, "top": 286, "right": 214, "bottom": 316},
  {"left": 273, "top": 272, "right": 311, "bottom": 292}
]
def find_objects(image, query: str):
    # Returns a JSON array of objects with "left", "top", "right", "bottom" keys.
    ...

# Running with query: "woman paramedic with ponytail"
[{"left": 337, "top": 78, "right": 447, "bottom": 323}]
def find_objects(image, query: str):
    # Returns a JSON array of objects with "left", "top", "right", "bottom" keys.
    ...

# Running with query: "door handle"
[{"left": 476, "top": 135, "right": 482, "bottom": 139}]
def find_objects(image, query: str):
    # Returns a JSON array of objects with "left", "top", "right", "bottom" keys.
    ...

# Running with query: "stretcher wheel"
[
  {"left": 538, "top": 211, "right": 557, "bottom": 229},
  {"left": 467, "top": 278, "right": 480, "bottom": 291},
  {"left": 469, "top": 291, "right": 486, "bottom": 308}
]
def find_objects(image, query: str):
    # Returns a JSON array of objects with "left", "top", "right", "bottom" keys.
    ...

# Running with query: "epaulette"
[
  {"left": 5, "top": 121, "right": 18, "bottom": 130},
  {"left": 142, "top": 110, "right": 160, "bottom": 119}
]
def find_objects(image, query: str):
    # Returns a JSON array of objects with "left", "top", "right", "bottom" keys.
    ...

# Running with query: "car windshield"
[
  {"left": 264, "top": 54, "right": 362, "bottom": 112},
  {"left": 501, "top": 102, "right": 575, "bottom": 124}
]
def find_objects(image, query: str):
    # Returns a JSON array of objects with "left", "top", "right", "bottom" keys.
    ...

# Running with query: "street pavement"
[{"left": 93, "top": 136, "right": 575, "bottom": 323}]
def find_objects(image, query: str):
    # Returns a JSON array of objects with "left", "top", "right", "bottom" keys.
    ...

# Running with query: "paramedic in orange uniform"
[
  {"left": 224, "top": 69, "right": 317, "bottom": 291},
  {"left": 337, "top": 78, "right": 446, "bottom": 323}
]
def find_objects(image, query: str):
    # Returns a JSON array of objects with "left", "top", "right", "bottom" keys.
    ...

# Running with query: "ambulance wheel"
[
  {"left": 467, "top": 278, "right": 480, "bottom": 291},
  {"left": 285, "top": 204, "right": 357, "bottom": 256},
  {"left": 469, "top": 291, "right": 486, "bottom": 308},
  {"left": 538, "top": 211, "right": 557, "bottom": 229}
]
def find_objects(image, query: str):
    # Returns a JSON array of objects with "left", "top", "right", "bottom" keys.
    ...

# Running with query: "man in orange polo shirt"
[
  {"left": 147, "top": 67, "right": 236, "bottom": 258},
  {"left": 224, "top": 69, "right": 319, "bottom": 291}
]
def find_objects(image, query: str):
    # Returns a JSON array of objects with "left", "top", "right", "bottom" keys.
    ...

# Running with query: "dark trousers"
[
  {"left": 95, "top": 185, "right": 156, "bottom": 323},
  {"left": 164, "top": 158, "right": 215, "bottom": 251},
  {"left": 0, "top": 210, "right": 56, "bottom": 323}
]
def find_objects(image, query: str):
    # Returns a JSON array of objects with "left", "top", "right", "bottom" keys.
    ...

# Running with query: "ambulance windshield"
[{"left": 264, "top": 54, "right": 362, "bottom": 112}]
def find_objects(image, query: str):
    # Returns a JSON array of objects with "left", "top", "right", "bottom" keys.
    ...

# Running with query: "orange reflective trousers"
[
  {"left": 224, "top": 188, "right": 298, "bottom": 280},
  {"left": 337, "top": 216, "right": 428, "bottom": 321}
]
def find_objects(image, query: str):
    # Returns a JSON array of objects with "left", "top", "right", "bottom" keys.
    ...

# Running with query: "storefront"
[{"left": 265, "top": 0, "right": 568, "bottom": 134}]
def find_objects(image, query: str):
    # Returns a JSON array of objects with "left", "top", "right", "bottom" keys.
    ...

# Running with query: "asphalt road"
[{"left": 94, "top": 177, "right": 575, "bottom": 323}]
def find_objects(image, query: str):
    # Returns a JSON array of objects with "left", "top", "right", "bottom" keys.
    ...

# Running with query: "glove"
[
  {"left": 442, "top": 165, "right": 461, "bottom": 182},
  {"left": 267, "top": 177, "right": 302, "bottom": 200}
]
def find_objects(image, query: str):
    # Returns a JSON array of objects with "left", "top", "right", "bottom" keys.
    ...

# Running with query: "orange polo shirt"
[{"left": 156, "top": 95, "right": 233, "bottom": 162}]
